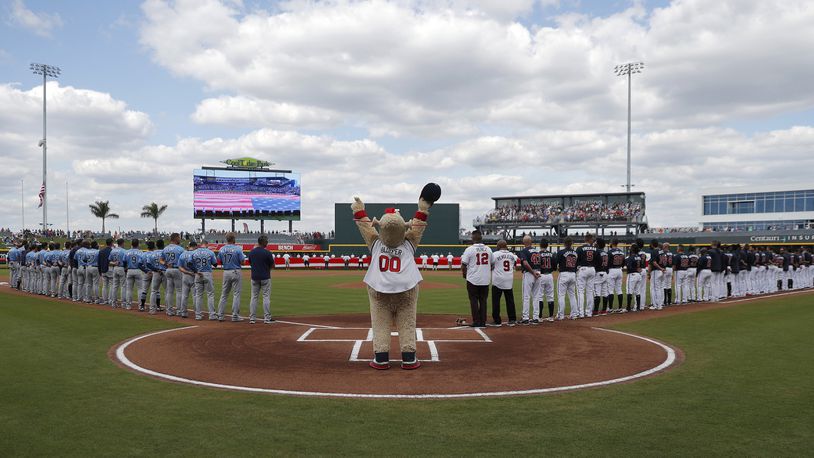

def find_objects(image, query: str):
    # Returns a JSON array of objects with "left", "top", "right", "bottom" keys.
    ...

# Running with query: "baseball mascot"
[{"left": 351, "top": 183, "right": 441, "bottom": 370}]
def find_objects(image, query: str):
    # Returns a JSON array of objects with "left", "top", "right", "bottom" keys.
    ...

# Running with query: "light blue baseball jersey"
[
  {"left": 151, "top": 250, "right": 166, "bottom": 271},
  {"left": 178, "top": 250, "right": 195, "bottom": 272},
  {"left": 161, "top": 244, "right": 185, "bottom": 268},
  {"left": 89, "top": 249, "right": 100, "bottom": 267},
  {"left": 140, "top": 251, "right": 155, "bottom": 271},
  {"left": 26, "top": 251, "right": 37, "bottom": 266},
  {"left": 124, "top": 248, "right": 143, "bottom": 270},
  {"left": 218, "top": 244, "right": 245, "bottom": 270},
  {"left": 8, "top": 247, "right": 19, "bottom": 262},
  {"left": 109, "top": 247, "right": 126, "bottom": 267},
  {"left": 38, "top": 250, "right": 47, "bottom": 265},
  {"left": 75, "top": 248, "right": 88, "bottom": 267},
  {"left": 191, "top": 248, "right": 217, "bottom": 273}
]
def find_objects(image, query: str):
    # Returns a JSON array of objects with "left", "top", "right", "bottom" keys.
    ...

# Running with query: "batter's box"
[{"left": 297, "top": 327, "right": 491, "bottom": 363}]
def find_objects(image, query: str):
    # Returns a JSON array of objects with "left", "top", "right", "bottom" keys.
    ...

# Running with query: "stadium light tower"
[
  {"left": 614, "top": 61, "right": 644, "bottom": 194},
  {"left": 30, "top": 62, "right": 61, "bottom": 232}
]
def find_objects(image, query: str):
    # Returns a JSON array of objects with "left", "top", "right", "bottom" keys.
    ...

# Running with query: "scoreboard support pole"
[
  {"left": 261, "top": 220, "right": 265, "bottom": 234},
  {"left": 231, "top": 219, "right": 235, "bottom": 232},
  {"left": 201, "top": 219, "right": 205, "bottom": 234},
  {"left": 289, "top": 220, "right": 292, "bottom": 233}
]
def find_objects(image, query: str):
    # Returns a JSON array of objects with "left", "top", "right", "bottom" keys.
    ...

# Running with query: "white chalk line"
[
  {"left": 113, "top": 325, "right": 678, "bottom": 399},
  {"left": 297, "top": 326, "right": 490, "bottom": 363}
]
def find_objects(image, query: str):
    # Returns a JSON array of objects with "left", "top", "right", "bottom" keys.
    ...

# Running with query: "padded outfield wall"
[{"left": 333, "top": 202, "right": 462, "bottom": 255}]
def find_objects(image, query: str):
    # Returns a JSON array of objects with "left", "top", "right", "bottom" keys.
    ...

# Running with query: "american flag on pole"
[{"left": 37, "top": 182, "right": 45, "bottom": 208}]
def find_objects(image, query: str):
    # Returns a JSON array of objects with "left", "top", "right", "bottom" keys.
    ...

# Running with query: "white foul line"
[{"left": 113, "top": 326, "right": 678, "bottom": 399}]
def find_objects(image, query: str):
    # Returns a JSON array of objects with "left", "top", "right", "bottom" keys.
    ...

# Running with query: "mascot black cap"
[{"left": 420, "top": 182, "right": 442, "bottom": 206}]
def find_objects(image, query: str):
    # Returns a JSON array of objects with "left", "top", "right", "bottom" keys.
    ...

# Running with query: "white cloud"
[
  {"left": 192, "top": 96, "right": 339, "bottom": 128},
  {"left": 140, "top": 0, "right": 814, "bottom": 138},
  {"left": 7, "top": 0, "right": 63, "bottom": 37}
]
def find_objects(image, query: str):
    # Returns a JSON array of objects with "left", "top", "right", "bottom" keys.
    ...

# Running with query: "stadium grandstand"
[{"left": 473, "top": 192, "right": 647, "bottom": 241}]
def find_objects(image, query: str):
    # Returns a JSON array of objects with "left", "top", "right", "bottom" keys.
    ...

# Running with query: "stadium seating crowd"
[{"left": 477, "top": 201, "right": 643, "bottom": 225}]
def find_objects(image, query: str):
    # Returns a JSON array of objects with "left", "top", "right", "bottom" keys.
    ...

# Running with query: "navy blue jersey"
[
  {"left": 595, "top": 249, "right": 609, "bottom": 272},
  {"left": 688, "top": 253, "right": 699, "bottom": 268},
  {"left": 649, "top": 249, "right": 665, "bottom": 271},
  {"left": 576, "top": 244, "right": 597, "bottom": 267},
  {"left": 519, "top": 247, "right": 541, "bottom": 273},
  {"left": 804, "top": 252, "right": 812, "bottom": 265},
  {"left": 625, "top": 254, "right": 642, "bottom": 273},
  {"left": 538, "top": 250, "right": 555, "bottom": 274},
  {"left": 674, "top": 253, "right": 690, "bottom": 270},
  {"left": 697, "top": 254, "right": 711, "bottom": 270},
  {"left": 664, "top": 251, "right": 674, "bottom": 269},
  {"left": 709, "top": 248, "right": 724, "bottom": 272},
  {"left": 556, "top": 248, "right": 578, "bottom": 272},
  {"left": 608, "top": 248, "right": 625, "bottom": 268}
]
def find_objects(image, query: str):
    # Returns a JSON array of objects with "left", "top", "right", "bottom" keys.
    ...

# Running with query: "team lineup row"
[
  {"left": 459, "top": 232, "right": 814, "bottom": 327},
  {"left": 6, "top": 233, "right": 278, "bottom": 324}
]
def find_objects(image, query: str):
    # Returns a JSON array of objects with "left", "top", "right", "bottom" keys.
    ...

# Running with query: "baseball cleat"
[
  {"left": 506, "top": 320, "right": 517, "bottom": 327},
  {"left": 249, "top": 319, "right": 256, "bottom": 324},
  {"left": 369, "top": 361, "right": 391, "bottom": 370},
  {"left": 401, "top": 352, "right": 421, "bottom": 370}
]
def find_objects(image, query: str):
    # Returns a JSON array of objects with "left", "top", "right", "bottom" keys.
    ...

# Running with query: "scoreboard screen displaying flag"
[{"left": 193, "top": 169, "right": 301, "bottom": 220}]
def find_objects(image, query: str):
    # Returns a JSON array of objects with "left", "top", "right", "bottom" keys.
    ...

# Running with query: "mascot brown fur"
[{"left": 351, "top": 184, "right": 440, "bottom": 370}]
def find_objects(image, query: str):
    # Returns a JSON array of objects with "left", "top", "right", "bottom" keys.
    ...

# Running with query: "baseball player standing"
[
  {"left": 607, "top": 239, "right": 625, "bottom": 312},
  {"left": 673, "top": 246, "right": 689, "bottom": 304},
  {"left": 68, "top": 240, "right": 81, "bottom": 301},
  {"left": 662, "top": 243, "right": 674, "bottom": 305},
  {"left": 624, "top": 244, "right": 644, "bottom": 311},
  {"left": 460, "top": 230, "right": 492, "bottom": 328},
  {"left": 7, "top": 242, "right": 19, "bottom": 289},
  {"left": 593, "top": 238, "right": 610, "bottom": 315},
  {"left": 537, "top": 240, "right": 556, "bottom": 322},
  {"left": 709, "top": 241, "right": 725, "bottom": 301},
  {"left": 123, "top": 239, "right": 143, "bottom": 310},
  {"left": 217, "top": 233, "right": 245, "bottom": 321},
  {"left": 687, "top": 249, "right": 699, "bottom": 302},
  {"left": 696, "top": 249, "right": 713, "bottom": 302},
  {"left": 556, "top": 238, "right": 578, "bottom": 320},
  {"left": 247, "top": 235, "right": 277, "bottom": 324},
  {"left": 58, "top": 241, "right": 72, "bottom": 299},
  {"left": 160, "top": 233, "right": 185, "bottom": 316},
  {"left": 177, "top": 242, "right": 197, "bottom": 318},
  {"left": 647, "top": 240, "right": 665, "bottom": 310},
  {"left": 575, "top": 234, "right": 597, "bottom": 318},
  {"left": 517, "top": 235, "right": 542, "bottom": 325},
  {"left": 489, "top": 240, "right": 517, "bottom": 326},
  {"left": 98, "top": 239, "right": 113, "bottom": 305},
  {"left": 149, "top": 240, "right": 168, "bottom": 312},
  {"left": 191, "top": 242, "right": 218, "bottom": 321},
  {"left": 108, "top": 239, "right": 126, "bottom": 307}
]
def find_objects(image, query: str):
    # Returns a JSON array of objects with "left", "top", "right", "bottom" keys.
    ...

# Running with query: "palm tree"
[
  {"left": 141, "top": 202, "right": 168, "bottom": 234},
  {"left": 89, "top": 201, "right": 119, "bottom": 234}
]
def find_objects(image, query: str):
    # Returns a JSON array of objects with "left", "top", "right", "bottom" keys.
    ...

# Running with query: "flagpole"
[
  {"left": 21, "top": 179, "right": 24, "bottom": 231},
  {"left": 66, "top": 180, "right": 69, "bottom": 235}
]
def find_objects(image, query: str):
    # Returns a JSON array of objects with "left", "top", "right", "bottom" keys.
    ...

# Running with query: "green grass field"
[{"left": 1, "top": 267, "right": 813, "bottom": 456}]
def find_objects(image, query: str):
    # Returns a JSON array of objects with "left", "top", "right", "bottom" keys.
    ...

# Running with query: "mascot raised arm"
[{"left": 351, "top": 183, "right": 441, "bottom": 370}]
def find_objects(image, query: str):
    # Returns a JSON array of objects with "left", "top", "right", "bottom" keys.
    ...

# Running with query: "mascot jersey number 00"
[{"left": 351, "top": 183, "right": 442, "bottom": 370}]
